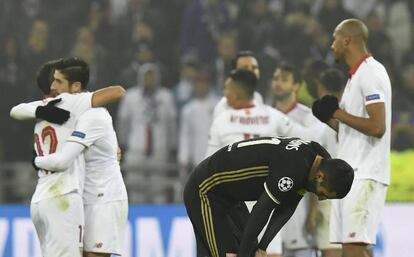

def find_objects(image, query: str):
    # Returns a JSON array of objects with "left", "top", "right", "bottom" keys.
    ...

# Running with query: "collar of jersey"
[
  {"left": 283, "top": 101, "right": 298, "bottom": 114},
  {"left": 232, "top": 103, "right": 255, "bottom": 110},
  {"left": 348, "top": 53, "right": 372, "bottom": 78}
]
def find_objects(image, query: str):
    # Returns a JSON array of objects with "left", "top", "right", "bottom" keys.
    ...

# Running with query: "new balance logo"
[
  {"left": 95, "top": 242, "right": 103, "bottom": 248},
  {"left": 348, "top": 232, "right": 356, "bottom": 238}
]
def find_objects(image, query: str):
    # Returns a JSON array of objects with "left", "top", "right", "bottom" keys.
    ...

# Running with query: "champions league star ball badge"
[{"left": 278, "top": 177, "right": 293, "bottom": 192}]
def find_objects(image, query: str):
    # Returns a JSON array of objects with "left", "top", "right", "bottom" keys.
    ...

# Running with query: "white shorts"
[
  {"left": 83, "top": 200, "right": 128, "bottom": 255},
  {"left": 330, "top": 179, "right": 387, "bottom": 244},
  {"left": 246, "top": 201, "right": 282, "bottom": 255},
  {"left": 282, "top": 194, "right": 314, "bottom": 250},
  {"left": 31, "top": 192, "right": 84, "bottom": 257},
  {"left": 315, "top": 200, "right": 341, "bottom": 250}
]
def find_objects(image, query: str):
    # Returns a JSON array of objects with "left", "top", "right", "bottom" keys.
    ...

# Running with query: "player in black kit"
[{"left": 183, "top": 136, "right": 354, "bottom": 257}]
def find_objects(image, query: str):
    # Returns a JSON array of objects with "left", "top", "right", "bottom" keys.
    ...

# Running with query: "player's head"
[
  {"left": 138, "top": 63, "right": 161, "bottom": 91},
  {"left": 302, "top": 59, "right": 329, "bottom": 99},
  {"left": 310, "top": 157, "right": 354, "bottom": 200},
  {"left": 224, "top": 69, "right": 258, "bottom": 107},
  {"left": 317, "top": 68, "right": 345, "bottom": 98},
  {"left": 331, "top": 19, "right": 369, "bottom": 62},
  {"left": 36, "top": 58, "right": 64, "bottom": 96},
  {"left": 50, "top": 57, "right": 89, "bottom": 94},
  {"left": 232, "top": 50, "right": 260, "bottom": 79},
  {"left": 271, "top": 63, "right": 301, "bottom": 101}
]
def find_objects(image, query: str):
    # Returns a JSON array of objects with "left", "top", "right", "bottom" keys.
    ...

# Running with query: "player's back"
[
  {"left": 209, "top": 104, "right": 293, "bottom": 146},
  {"left": 32, "top": 92, "right": 93, "bottom": 203},
  {"left": 68, "top": 108, "right": 127, "bottom": 204},
  {"left": 197, "top": 137, "right": 318, "bottom": 202}
]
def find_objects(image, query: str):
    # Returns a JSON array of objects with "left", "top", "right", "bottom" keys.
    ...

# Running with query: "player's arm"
[
  {"left": 10, "top": 98, "right": 70, "bottom": 124},
  {"left": 333, "top": 102, "right": 385, "bottom": 138},
  {"left": 34, "top": 142, "right": 85, "bottom": 171},
  {"left": 91, "top": 85, "right": 125, "bottom": 107},
  {"left": 238, "top": 192, "right": 276, "bottom": 257},
  {"left": 257, "top": 197, "right": 300, "bottom": 251},
  {"left": 10, "top": 100, "right": 44, "bottom": 120}
]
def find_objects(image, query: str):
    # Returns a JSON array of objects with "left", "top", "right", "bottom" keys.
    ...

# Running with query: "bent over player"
[{"left": 183, "top": 136, "right": 354, "bottom": 257}]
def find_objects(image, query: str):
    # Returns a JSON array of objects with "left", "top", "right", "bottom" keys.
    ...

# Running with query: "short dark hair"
[
  {"left": 229, "top": 69, "right": 258, "bottom": 97},
  {"left": 320, "top": 158, "right": 354, "bottom": 199},
  {"left": 278, "top": 63, "right": 301, "bottom": 84},
  {"left": 319, "top": 68, "right": 345, "bottom": 94},
  {"left": 36, "top": 58, "right": 64, "bottom": 95},
  {"left": 302, "top": 59, "right": 329, "bottom": 99},
  {"left": 55, "top": 57, "right": 90, "bottom": 90},
  {"left": 231, "top": 50, "right": 257, "bottom": 69}
]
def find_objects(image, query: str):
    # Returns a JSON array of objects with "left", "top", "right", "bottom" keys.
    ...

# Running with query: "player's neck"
[
  {"left": 275, "top": 95, "right": 297, "bottom": 114},
  {"left": 307, "top": 155, "right": 323, "bottom": 191},
  {"left": 346, "top": 47, "right": 369, "bottom": 69}
]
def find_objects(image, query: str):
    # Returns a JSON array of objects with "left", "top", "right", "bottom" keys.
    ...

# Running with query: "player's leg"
[
  {"left": 184, "top": 180, "right": 239, "bottom": 256},
  {"left": 332, "top": 179, "right": 387, "bottom": 257},
  {"left": 32, "top": 192, "right": 84, "bottom": 257},
  {"left": 316, "top": 200, "right": 341, "bottom": 257},
  {"left": 83, "top": 200, "right": 128, "bottom": 257}
]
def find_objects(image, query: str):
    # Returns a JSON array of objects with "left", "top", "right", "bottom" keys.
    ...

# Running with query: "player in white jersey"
[
  {"left": 312, "top": 19, "right": 391, "bottom": 257},
  {"left": 270, "top": 64, "right": 321, "bottom": 257},
  {"left": 34, "top": 107, "right": 128, "bottom": 257},
  {"left": 305, "top": 68, "right": 346, "bottom": 257},
  {"left": 213, "top": 50, "right": 264, "bottom": 119},
  {"left": 10, "top": 58, "right": 125, "bottom": 257}
]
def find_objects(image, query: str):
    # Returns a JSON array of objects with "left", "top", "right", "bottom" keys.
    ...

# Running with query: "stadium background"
[{"left": 0, "top": 0, "right": 413, "bottom": 256}]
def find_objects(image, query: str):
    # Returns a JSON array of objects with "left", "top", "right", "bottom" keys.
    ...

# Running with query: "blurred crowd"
[{"left": 1, "top": 0, "right": 413, "bottom": 203}]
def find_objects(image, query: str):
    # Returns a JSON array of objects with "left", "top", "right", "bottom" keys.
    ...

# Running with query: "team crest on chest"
[{"left": 278, "top": 177, "right": 293, "bottom": 192}]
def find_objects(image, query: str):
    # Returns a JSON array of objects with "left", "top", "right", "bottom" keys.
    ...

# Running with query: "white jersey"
[
  {"left": 281, "top": 103, "right": 320, "bottom": 250},
  {"left": 178, "top": 94, "right": 218, "bottom": 166},
  {"left": 212, "top": 91, "right": 263, "bottom": 119},
  {"left": 337, "top": 55, "right": 391, "bottom": 185},
  {"left": 68, "top": 108, "right": 128, "bottom": 204},
  {"left": 32, "top": 92, "right": 93, "bottom": 203},
  {"left": 206, "top": 104, "right": 303, "bottom": 156}
]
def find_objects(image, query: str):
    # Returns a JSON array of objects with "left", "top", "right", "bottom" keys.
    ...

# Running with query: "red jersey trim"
[
  {"left": 232, "top": 103, "right": 255, "bottom": 110},
  {"left": 348, "top": 53, "right": 372, "bottom": 78}
]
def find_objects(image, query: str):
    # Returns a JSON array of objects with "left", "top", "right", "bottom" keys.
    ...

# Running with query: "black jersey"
[
  {"left": 193, "top": 136, "right": 329, "bottom": 205},
  {"left": 184, "top": 136, "right": 331, "bottom": 257}
]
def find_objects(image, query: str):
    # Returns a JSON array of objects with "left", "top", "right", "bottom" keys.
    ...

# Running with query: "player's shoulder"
[{"left": 79, "top": 107, "right": 111, "bottom": 122}]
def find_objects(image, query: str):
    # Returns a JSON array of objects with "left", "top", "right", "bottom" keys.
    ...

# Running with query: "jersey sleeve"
[
  {"left": 59, "top": 92, "right": 93, "bottom": 116},
  {"left": 212, "top": 97, "right": 227, "bottom": 119},
  {"left": 205, "top": 117, "right": 222, "bottom": 157},
  {"left": 10, "top": 100, "right": 44, "bottom": 120},
  {"left": 359, "top": 72, "right": 386, "bottom": 105},
  {"left": 67, "top": 110, "right": 106, "bottom": 147}
]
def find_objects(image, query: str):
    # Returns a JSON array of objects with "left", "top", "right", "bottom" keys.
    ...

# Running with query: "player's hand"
[
  {"left": 254, "top": 249, "right": 267, "bottom": 257},
  {"left": 35, "top": 98, "right": 70, "bottom": 125},
  {"left": 31, "top": 150, "right": 39, "bottom": 171},
  {"left": 312, "top": 95, "right": 339, "bottom": 123}
]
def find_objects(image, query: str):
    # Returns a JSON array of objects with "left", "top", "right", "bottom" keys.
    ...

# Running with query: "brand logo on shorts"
[
  {"left": 278, "top": 177, "right": 293, "bottom": 192},
  {"left": 348, "top": 232, "right": 356, "bottom": 238},
  {"left": 95, "top": 242, "right": 103, "bottom": 248}
]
